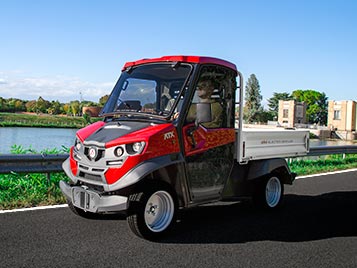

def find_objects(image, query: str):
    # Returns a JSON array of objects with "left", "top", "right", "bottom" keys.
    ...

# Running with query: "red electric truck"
[{"left": 60, "top": 55, "right": 309, "bottom": 240}]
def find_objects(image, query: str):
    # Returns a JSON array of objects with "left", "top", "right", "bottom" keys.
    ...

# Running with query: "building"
[
  {"left": 82, "top": 106, "right": 102, "bottom": 117},
  {"left": 278, "top": 100, "right": 306, "bottom": 128},
  {"left": 327, "top": 100, "right": 357, "bottom": 139}
]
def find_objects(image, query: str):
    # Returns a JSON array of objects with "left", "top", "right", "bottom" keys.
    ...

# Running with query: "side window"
[{"left": 185, "top": 66, "right": 235, "bottom": 128}]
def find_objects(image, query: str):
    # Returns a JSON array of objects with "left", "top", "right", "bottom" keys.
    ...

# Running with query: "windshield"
[{"left": 101, "top": 63, "right": 192, "bottom": 118}]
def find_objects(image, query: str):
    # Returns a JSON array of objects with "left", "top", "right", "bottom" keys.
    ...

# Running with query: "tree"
[
  {"left": 35, "top": 97, "right": 51, "bottom": 113},
  {"left": 5, "top": 98, "right": 26, "bottom": 112},
  {"left": 99, "top": 95, "right": 109, "bottom": 107},
  {"left": 70, "top": 100, "right": 81, "bottom": 116},
  {"left": 47, "top": 100, "right": 62, "bottom": 115},
  {"left": 0, "top": 97, "right": 6, "bottom": 111},
  {"left": 267, "top": 92, "right": 293, "bottom": 119},
  {"left": 25, "top": 100, "right": 37, "bottom": 112},
  {"left": 315, "top": 92, "right": 328, "bottom": 124},
  {"left": 255, "top": 110, "right": 274, "bottom": 123},
  {"left": 14, "top": 100, "right": 26, "bottom": 111},
  {"left": 63, "top": 103, "right": 71, "bottom": 115},
  {"left": 81, "top": 100, "right": 97, "bottom": 107},
  {"left": 292, "top": 89, "right": 328, "bottom": 125},
  {"left": 244, "top": 74, "right": 263, "bottom": 123}
]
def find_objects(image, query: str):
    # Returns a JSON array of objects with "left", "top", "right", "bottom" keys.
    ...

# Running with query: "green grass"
[
  {"left": 9, "top": 144, "right": 69, "bottom": 154},
  {"left": 289, "top": 154, "right": 357, "bottom": 175},
  {"left": 0, "top": 172, "right": 69, "bottom": 210},
  {"left": 0, "top": 145, "right": 71, "bottom": 210},
  {"left": 0, "top": 112, "right": 101, "bottom": 128}
]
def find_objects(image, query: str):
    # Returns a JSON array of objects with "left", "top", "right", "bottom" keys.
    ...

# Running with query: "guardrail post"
[{"left": 46, "top": 173, "right": 51, "bottom": 185}]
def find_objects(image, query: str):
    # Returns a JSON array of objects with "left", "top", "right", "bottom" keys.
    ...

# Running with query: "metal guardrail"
[
  {"left": 0, "top": 154, "right": 68, "bottom": 184},
  {"left": 307, "top": 145, "right": 357, "bottom": 156},
  {"left": 0, "top": 145, "right": 357, "bottom": 176}
]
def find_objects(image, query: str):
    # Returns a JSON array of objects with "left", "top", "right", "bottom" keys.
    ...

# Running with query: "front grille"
[
  {"left": 79, "top": 171, "right": 103, "bottom": 183},
  {"left": 79, "top": 182, "right": 104, "bottom": 192},
  {"left": 92, "top": 168, "right": 105, "bottom": 172},
  {"left": 79, "top": 164, "right": 89, "bottom": 170}
]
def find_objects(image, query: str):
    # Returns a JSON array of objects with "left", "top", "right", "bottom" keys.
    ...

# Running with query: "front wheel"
[
  {"left": 127, "top": 186, "right": 176, "bottom": 240},
  {"left": 253, "top": 175, "right": 284, "bottom": 209}
]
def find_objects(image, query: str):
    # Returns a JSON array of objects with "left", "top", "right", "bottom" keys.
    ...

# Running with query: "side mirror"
[{"left": 196, "top": 103, "right": 212, "bottom": 125}]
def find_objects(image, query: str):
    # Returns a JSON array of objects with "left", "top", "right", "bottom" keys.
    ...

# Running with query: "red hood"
[
  {"left": 76, "top": 121, "right": 175, "bottom": 148},
  {"left": 76, "top": 121, "right": 105, "bottom": 143},
  {"left": 105, "top": 123, "right": 174, "bottom": 148}
]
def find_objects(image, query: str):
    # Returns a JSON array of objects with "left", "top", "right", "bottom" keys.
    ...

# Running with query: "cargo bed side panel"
[{"left": 236, "top": 129, "right": 309, "bottom": 162}]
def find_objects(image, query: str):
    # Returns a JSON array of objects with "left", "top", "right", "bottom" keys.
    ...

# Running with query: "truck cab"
[{"left": 60, "top": 55, "right": 308, "bottom": 240}]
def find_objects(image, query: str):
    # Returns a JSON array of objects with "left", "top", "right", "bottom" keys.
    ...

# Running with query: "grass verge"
[
  {"left": 0, "top": 173, "right": 69, "bottom": 210},
  {"left": 1, "top": 152, "right": 357, "bottom": 210},
  {"left": 0, "top": 112, "right": 101, "bottom": 128},
  {"left": 289, "top": 154, "right": 357, "bottom": 175},
  {"left": 0, "top": 145, "right": 70, "bottom": 210}
]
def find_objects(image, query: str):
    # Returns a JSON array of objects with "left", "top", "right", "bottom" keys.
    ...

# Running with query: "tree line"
[
  {"left": 1, "top": 75, "right": 329, "bottom": 125},
  {"left": 0, "top": 95, "right": 109, "bottom": 116},
  {"left": 244, "top": 74, "right": 328, "bottom": 125}
]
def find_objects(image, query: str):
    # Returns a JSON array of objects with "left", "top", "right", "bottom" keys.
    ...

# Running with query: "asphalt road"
[{"left": 1, "top": 170, "right": 357, "bottom": 268}]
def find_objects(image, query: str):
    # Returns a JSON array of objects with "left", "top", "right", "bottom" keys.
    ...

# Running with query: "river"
[
  {"left": 0, "top": 127, "right": 356, "bottom": 154},
  {"left": 0, "top": 127, "right": 77, "bottom": 154}
]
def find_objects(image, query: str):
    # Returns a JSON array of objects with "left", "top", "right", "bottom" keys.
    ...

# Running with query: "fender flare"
[
  {"left": 246, "top": 158, "right": 295, "bottom": 185},
  {"left": 107, "top": 153, "right": 185, "bottom": 192}
]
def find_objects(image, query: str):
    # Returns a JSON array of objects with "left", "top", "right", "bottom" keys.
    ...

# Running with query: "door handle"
[{"left": 187, "top": 127, "right": 197, "bottom": 149}]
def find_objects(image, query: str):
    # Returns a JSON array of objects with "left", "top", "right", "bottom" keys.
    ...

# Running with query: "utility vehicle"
[{"left": 60, "top": 55, "right": 309, "bottom": 240}]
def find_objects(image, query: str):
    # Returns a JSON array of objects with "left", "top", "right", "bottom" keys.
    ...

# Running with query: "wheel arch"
[
  {"left": 135, "top": 162, "right": 187, "bottom": 208},
  {"left": 246, "top": 158, "right": 295, "bottom": 185},
  {"left": 110, "top": 154, "right": 188, "bottom": 208}
]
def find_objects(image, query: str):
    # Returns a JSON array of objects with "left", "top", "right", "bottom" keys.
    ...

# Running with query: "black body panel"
[{"left": 85, "top": 121, "right": 151, "bottom": 144}]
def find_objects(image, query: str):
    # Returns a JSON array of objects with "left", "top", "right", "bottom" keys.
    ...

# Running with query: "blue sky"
[{"left": 0, "top": 0, "right": 356, "bottom": 106}]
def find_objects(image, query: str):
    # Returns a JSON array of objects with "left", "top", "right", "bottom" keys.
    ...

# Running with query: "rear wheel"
[
  {"left": 127, "top": 185, "right": 176, "bottom": 240},
  {"left": 253, "top": 175, "right": 284, "bottom": 209}
]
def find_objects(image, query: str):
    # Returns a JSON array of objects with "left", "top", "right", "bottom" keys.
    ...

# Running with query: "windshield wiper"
[{"left": 116, "top": 98, "right": 132, "bottom": 110}]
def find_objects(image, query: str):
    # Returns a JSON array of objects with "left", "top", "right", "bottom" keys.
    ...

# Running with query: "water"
[
  {"left": 1, "top": 127, "right": 356, "bottom": 154},
  {"left": 310, "top": 139, "right": 357, "bottom": 147},
  {"left": 0, "top": 127, "right": 77, "bottom": 154}
]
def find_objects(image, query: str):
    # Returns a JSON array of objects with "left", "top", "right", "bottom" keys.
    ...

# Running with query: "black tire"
[
  {"left": 67, "top": 200, "right": 99, "bottom": 219},
  {"left": 127, "top": 185, "right": 176, "bottom": 240},
  {"left": 252, "top": 174, "right": 284, "bottom": 210}
]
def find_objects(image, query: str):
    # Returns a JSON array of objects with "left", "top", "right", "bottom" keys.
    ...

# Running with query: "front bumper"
[{"left": 59, "top": 180, "right": 128, "bottom": 213}]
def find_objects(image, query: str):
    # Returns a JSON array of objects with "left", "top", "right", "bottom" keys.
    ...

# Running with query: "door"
[{"left": 182, "top": 66, "right": 236, "bottom": 202}]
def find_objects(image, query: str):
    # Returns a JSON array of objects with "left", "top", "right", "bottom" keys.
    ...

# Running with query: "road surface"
[{"left": 1, "top": 170, "right": 356, "bottom": 267}]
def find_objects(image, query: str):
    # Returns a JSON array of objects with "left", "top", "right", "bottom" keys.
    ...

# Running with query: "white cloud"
[{"left": 0, "top": 73, "right": 114, "bottom": 103}]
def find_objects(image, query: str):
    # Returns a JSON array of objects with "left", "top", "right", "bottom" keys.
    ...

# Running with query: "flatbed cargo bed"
[{"left": 236, "top": 128, "right": 310, "bottom": 163}]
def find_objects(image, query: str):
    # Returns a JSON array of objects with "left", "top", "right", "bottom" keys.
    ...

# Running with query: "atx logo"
[{"left": 164, "top": 131, "right": 175, "bottom": 140}]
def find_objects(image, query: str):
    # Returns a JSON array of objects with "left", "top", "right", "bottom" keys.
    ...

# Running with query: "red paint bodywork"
[
  {"left": 70, "top": 55, "right": 237, "bottom": 186},
  {"left": 182, "top": 124, "right": 235, "bottom": 157},
  {"left": 123, "top": 55, "right": 238, "bottom": 73},
  {"left": 76, "top": 121, "right": 105, "bottom": 143},
  {"left": 71, "top": 122, "right": 180, "bottom": 185},
  {"left": 104, "top": 124, "right": 180, "bottom": 184},
  {"left": 69, "top": 147, "right": 78, "bottom": 176}
]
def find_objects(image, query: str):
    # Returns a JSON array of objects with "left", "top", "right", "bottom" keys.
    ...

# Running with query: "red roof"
[{"left": 123, "top": 55, "right": 237, "bottom": 72}]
